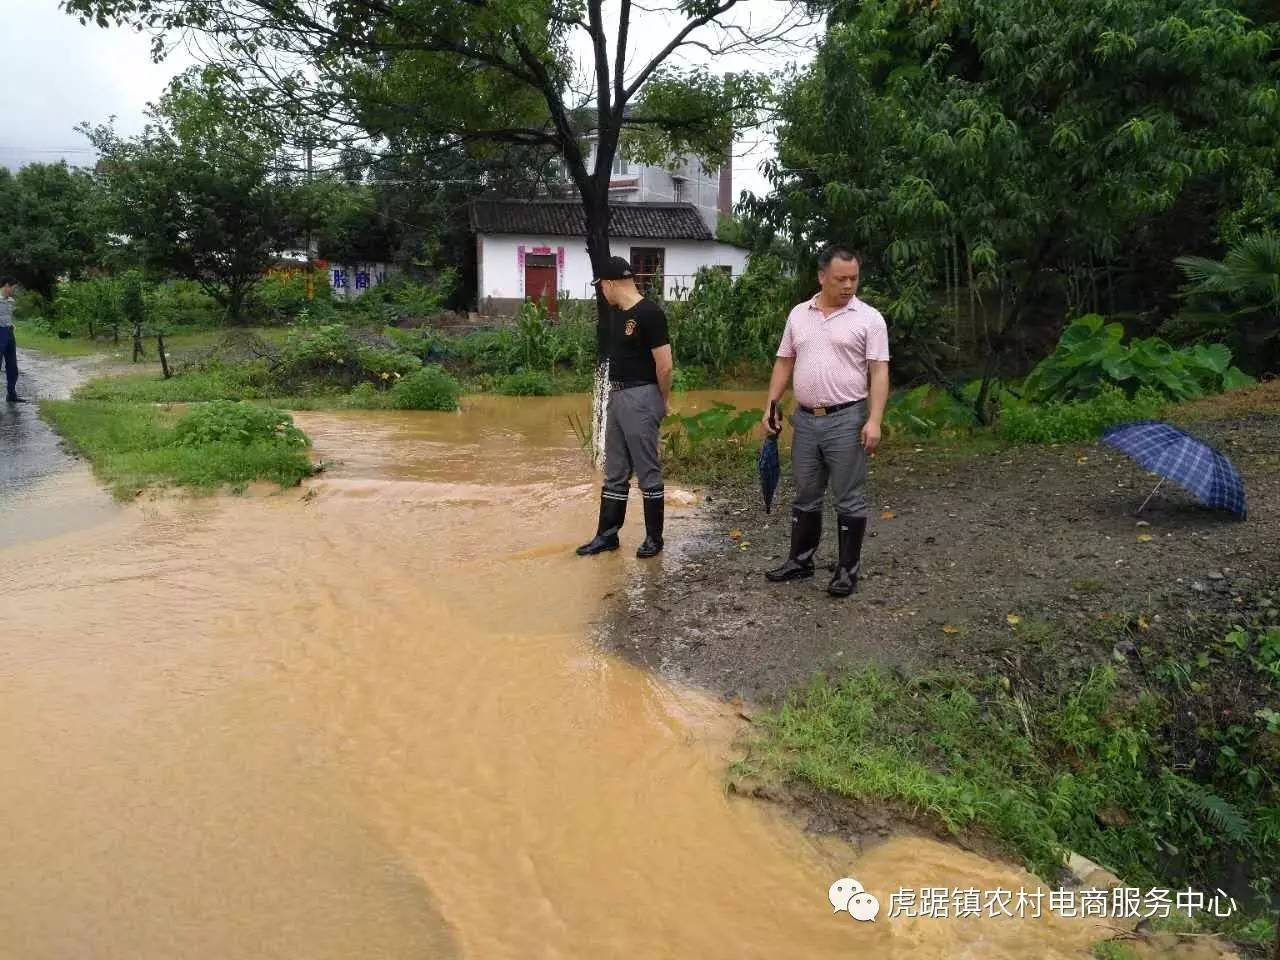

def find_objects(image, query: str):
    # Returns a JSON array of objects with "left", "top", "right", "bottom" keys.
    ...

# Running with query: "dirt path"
[{"left": 601, "top": 407, "right": 1280, "bottom": 705}]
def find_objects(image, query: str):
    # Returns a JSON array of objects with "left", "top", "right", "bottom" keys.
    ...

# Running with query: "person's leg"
[
  {"left": 765, "top": 410, "right": 826, "bottom": 582},
  {"left": 1, "top": 328, "right": 18, "bottom": 400},
  {"left": 578, "top": 390, "right": 632, "bottom": 555},
  {"left": 627, "top": 384, "right": 665, "bottom": 557},
  {"left": 823, "top": 403, "right": 870, "bottom": 597}
]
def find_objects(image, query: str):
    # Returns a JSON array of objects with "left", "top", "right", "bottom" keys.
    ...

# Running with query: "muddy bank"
[{"left": 598, "top": 413, "right": 1280, "bottom": 704}]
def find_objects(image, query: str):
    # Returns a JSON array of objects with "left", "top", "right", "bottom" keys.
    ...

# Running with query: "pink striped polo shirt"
[{"left": 776, "top": 295, "right": 890, "bottom": 407}]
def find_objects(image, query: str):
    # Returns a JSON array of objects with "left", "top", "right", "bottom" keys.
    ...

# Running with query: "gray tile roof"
[{"left": 469, "top": 199, "right": 713, "bottom": 241}]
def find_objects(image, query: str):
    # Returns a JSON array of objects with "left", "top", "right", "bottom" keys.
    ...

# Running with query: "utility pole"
[{"left": 305, "top": 136, "right": 315, "bottom": 301}]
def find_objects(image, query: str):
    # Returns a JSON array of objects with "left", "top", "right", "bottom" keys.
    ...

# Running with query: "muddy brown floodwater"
[{"left": 2, "top": 391, "right": 1131, "bottom": 958}]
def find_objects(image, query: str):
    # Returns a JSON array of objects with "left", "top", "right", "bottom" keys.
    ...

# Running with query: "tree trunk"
[
  {"left": 582, "top": 185, "right": 614, "bottom": 471},
  {"left": 157, "top": 332, "right": 171, "bottom": 379}
]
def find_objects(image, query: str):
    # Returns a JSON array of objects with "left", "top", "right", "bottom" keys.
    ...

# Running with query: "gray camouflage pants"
[{"left": 603, "top": 383, "right": 664, "bottom": 504}]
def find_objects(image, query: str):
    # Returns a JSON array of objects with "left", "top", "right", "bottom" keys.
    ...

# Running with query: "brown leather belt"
[{"left": 799, "top": 399, "right": 863, "bottom": 417}]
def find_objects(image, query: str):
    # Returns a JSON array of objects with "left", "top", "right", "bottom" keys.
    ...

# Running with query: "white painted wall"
[{"left": 476, "top": 234, "right": 749, "bottom": 305}]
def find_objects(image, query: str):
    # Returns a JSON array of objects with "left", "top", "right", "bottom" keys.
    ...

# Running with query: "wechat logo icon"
[{"left": 829, "top": 878, "right": 881, "bottom": 922}]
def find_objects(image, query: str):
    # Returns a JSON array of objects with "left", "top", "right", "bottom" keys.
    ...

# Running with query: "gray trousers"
[
  {"left": 790, "top": 401, "right": 870, "bottom": 517},
  {"left": 603, "top": 384, "right": 664, "bottom": 501}
]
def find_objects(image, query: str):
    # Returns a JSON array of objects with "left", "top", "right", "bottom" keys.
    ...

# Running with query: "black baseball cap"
[{"left": 591, "top": 256, "right": 635, "bottom": 284}]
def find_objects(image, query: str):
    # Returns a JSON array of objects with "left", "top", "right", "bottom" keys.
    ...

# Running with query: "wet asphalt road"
[
  {"left": 0, "top": 347, "right": 121, "bottom": 548},
  {"left": 0, "top": 348, "right": 83, "bottom": 493}
]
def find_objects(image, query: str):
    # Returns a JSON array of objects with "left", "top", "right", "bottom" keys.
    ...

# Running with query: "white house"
[
  {"left": 469, "top": 199, "right": 749, "bottom": 317},
  {"left": 580, "top": 149, "right": 730, "bottom": 234}
]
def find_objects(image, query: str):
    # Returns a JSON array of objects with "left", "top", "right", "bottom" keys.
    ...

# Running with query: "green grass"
[
  {"left": 40, "top": 400, "right": 315, "bottom": 497},
  {"left": 14, "top": 323, "right": 291, "bottom": 363},
  {"left": 74, "top": 367, "right": 273, "bottom": 403},
  {"left": 740, "top": 661, "right": 1276, "bottom": 892},
  {"left": 11, "top": 322, "right": 111, "bottom": 358}
]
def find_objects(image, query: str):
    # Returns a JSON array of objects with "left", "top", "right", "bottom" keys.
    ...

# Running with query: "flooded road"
[{"left": 2, "top": 388, "right": 1118, "bottom": 958}]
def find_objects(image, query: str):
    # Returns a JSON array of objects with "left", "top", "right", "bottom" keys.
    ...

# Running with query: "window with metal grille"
[{"left": 629, "top": 247, "right": 665, "bottom": 295}]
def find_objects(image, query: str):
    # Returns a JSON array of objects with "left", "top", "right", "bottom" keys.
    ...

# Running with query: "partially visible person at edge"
[
  {"left": 761, "top": 245, "right": 890, "bottom": 597},
  {"left": 0, "top": 281, "right": 26, "bottom": 403},
  {"left": 576, "top": 256, "right": 673, "bottom": 559}
]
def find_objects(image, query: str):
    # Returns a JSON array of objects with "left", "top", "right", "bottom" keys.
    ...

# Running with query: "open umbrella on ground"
[
  {"left": 1101, "top": 420, "right": 1247, "bottom": 519},
  {"left": 758, "top": 401, "right": 781, "bottom": 513}
]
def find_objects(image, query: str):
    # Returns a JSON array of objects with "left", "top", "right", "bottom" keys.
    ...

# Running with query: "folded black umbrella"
[{"left": 758, "top": 401, "right": 781, "bottom": 513}]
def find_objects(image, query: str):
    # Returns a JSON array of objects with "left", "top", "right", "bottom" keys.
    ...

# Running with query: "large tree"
[
  {"left": 82, "top": 69, "right": 302, "bottom": 324},
  {"left": 0, "top": 162, "right": 103, "bottom": 297},
  {"left": 747, "top": 0, "right": 1280, "bottom": 405},
  {"left": 63, "top": 0, "right": 804, "bottom": 311}
]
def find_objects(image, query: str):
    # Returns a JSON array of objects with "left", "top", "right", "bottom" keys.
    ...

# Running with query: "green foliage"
[
  {"left": 883, "top": 384, "right": 979, "bottom": 438},
  {"left": 0, "top": 162, "right": 103, "bottom": 296},
  {"left": 13, "top": 289, "right": 50, "bottom": 322},
  {"left": 659, "top": 401, "right": 763, "bottom": 486},
  {"left": 746, "top": 661, "right": 1280, "bottom": 888},
  {"left": 1000, "top": 385, "right": 1167, "bottom": 444},
  {"left": 1223, "top": 625, "right": 1280, "bottom": 685},
  {"left": 121, "top": 271, "right": 146, "bottom": 325},
  {"left": 1176, "top": 233, "right": 1280, "bottom": 373},
  {"left": 496, "top": 368, "right": 554, "bottom": 396},
  {"left": 346, "top": 272, "right": 458, "bottom": 326},
  {"left": 1023, "top": 316, "right": 1254, "bottom": 402},
  {"left": 170, "top": 400, "right": 309, "bottom": 448},
  {"left": 1091, "top": 943, "right": 1138, "bottom": 960},
  {"left": 388, "top": 365, "right": 460, "bottom": 410},
  {"left": 40, "top": 399, "right": 314, "bottom": 496},
  {"left": 273, "top": 323, "right": 421, "bottom": 390},
  {"left": 80, "top": 67, "right": 300, "bottom": 324},
  {"left": 661, "top": 401, "right": 760, "bottom": 457},
  {"left": 753, "top": 0, "right": 1280, "bottom": 371},
  {"left": 667, "top": 257, "right": 795, "bottom": 374},
  {"left": 75, "top": 364, "right": 271, "bottom": 403},
  {"left": 512, "top": 299, "right": 556, "bottom": 371},
  {"left": 248, "top": 271, "right": 323, "bottom": 326},
  {"left": 671, "top": 364, "right": 709, "bottom": 392},
  {"left": 438, "top": 305, "right": 597, "bottom": 387},
  {"left": 147, "top": 279, "right": 221, "bottom": 328},
  {"left": 50, "top": 276, "right": 123, "bottom": 338}
]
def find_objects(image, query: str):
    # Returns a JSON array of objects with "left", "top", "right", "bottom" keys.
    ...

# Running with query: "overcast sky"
[{"left": 1, "top": 0, "right": 815, "bottom": 201}]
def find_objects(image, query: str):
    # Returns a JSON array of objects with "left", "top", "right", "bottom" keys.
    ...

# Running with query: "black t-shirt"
[{"left": 608, "top": 298, "right": 670, "bottom": 383}]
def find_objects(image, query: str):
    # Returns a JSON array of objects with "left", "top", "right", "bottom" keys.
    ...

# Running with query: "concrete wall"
[
  {"left": 584, "top": 146, "right": 724, "bottom": 232},
  {"left": 475, "top": 234, "right": 749, "bottom": 307}
]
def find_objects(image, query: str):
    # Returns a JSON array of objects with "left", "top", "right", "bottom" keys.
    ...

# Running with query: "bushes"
[
  {"left": 496, "top": 369, "right": 554, "bottom": 396},
  {"left": 667, "top": 256, "right": 794, "bottom": 374},
  {"left": 1000, "top": 385, "right": 1167, "bottom": 445},
  {"left": 272, "top": 322, "right": 421, "bottom": 390},
  {"left": 389, "top": 365, "right": 460, "bottom": 410},
  {"left": 148, "top": 279, "right": 221, "bottom": 327},
  {"left": 1023, "top": 315, "right": 1254, "bottom": 403},
  {"left": 171, "top": 400, "right": 309, "bottom": 448},
  {"left": 50, "top": 276, "right": 123, "bottom": 339},
  {"left": 248, "top": 271, "right": 325, "bottom": 325},
  {"left": 344, "top": 271, "right": 458, "bottom": 326},
  {"left": 660, "top": 401, "right": 762, "bottom": 486}
]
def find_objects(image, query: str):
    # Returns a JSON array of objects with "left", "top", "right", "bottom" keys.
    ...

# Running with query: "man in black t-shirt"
[{"left": 576, "top": 256, "right": 674, "bottom": 559}]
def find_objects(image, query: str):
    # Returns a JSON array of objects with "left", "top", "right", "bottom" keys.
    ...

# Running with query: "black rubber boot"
[
  {"left": 765, "top": 508, "right": 822, "bottom": 582},
  {"left": 827, "top": 514, "right": 867, "bottom": 597},
  {"left": 636, "top": 488, "right": 664, "bottom": 558},
  {"left": 577, "top": 493, "right": 627, "bottom": 556}
]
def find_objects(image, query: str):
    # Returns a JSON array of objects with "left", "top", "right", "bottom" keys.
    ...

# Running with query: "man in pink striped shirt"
[{"left": 762, "top": 246, "right": 890, "bottom": 597}]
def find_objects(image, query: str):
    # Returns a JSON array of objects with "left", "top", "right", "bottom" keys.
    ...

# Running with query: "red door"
[{"left": 524, "top": 256, "right": 558, "bottom": 316}]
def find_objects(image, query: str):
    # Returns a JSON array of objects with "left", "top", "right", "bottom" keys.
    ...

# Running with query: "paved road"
[{"left": 0, "top": 347, "right": 119, "bottom": 548}]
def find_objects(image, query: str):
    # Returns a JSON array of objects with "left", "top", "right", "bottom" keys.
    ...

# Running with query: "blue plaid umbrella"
[
  {"left": 758, "top": 402, "right": 782, "bottom": 513},
  {"left": 1101, "top": 420, "right": 1247, "bottom": 519}
]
